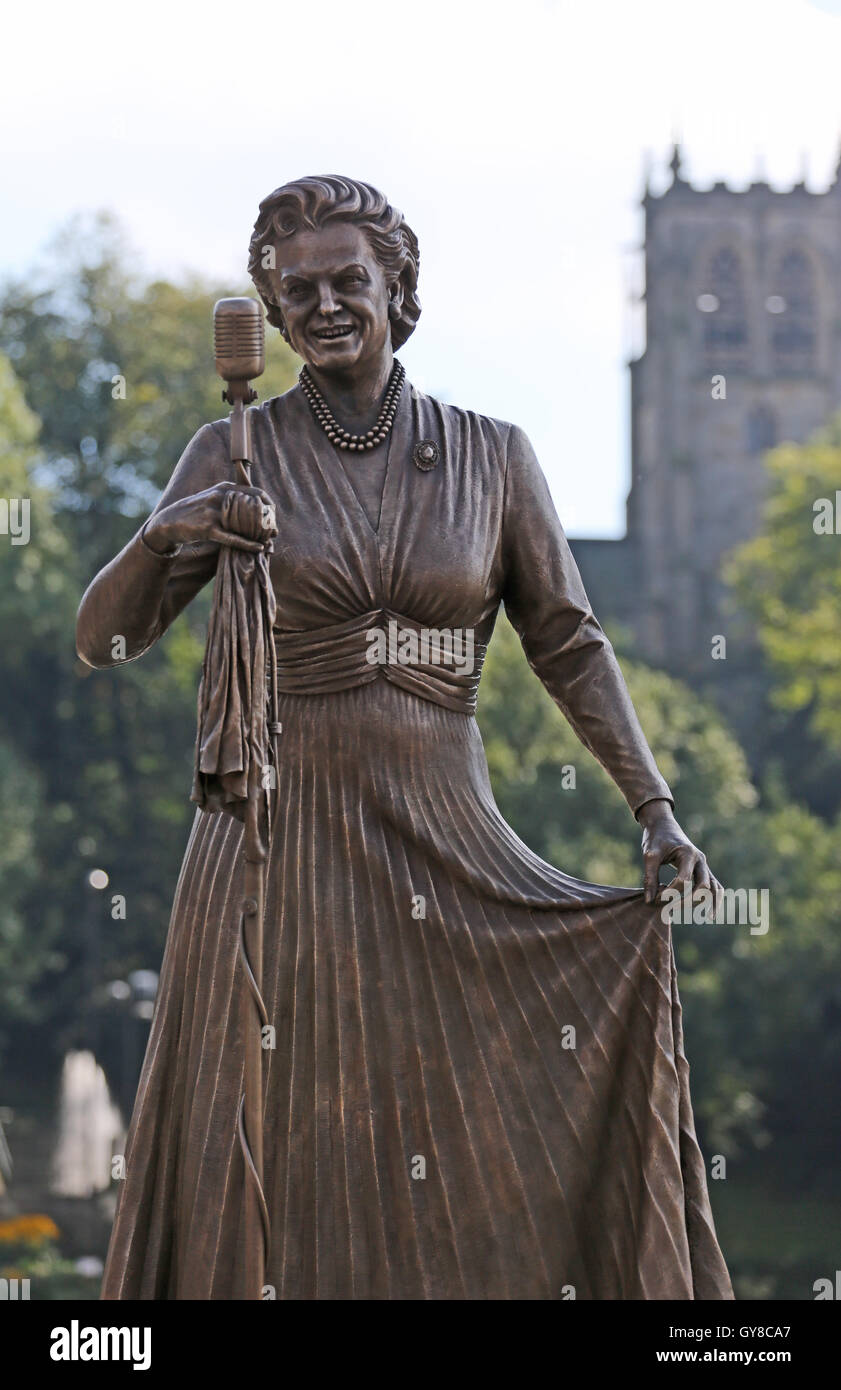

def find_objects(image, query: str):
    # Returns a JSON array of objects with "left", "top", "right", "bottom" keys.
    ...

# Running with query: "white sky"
[{"left": 4, "top": 0, "right": 841, "bottom": 534}]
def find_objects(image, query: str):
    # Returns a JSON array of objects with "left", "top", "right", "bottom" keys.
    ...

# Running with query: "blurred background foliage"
[{"left": 0, "top": 218, "right": 840, "bottom": 1299}]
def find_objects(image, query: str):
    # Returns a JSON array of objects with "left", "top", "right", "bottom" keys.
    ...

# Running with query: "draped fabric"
[
  {"left": 191, "top": 506, "right": 277, "bottom": 821},
  {"left": 85, "top": 376, "right": 732, "bottom": 1300}
]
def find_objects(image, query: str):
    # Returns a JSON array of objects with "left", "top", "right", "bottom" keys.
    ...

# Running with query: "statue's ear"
[{"left": 387, "top": 281, "right": 404, "bottom": 322}]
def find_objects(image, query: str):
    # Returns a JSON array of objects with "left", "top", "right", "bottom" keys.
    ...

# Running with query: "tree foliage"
[{"left": 728, "top": 425, "right": 841, "bottom": 753}]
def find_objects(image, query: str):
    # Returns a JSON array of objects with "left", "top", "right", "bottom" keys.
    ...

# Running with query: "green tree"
[
  {"left": 728, "top": 422, "right": 841, "bottom": 755},
  {"left": 0, "top": 355, "right": 74, "bottom": 1056}
]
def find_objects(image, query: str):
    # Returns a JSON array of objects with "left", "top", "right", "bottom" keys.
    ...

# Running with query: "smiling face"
[{"left": 268, "top": 221, "right": 399, "bottom": 376}]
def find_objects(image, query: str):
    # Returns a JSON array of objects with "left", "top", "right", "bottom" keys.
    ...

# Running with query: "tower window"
[
  {"left": 771, "top": 251, "right": 816, "bottom": 374},
  {"left": 701, "top": 248, "right": 748, "bottom": 370}
]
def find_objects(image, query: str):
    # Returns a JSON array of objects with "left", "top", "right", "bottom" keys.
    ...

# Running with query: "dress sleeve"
[
  {"left": 500, "top": 423, "right": 673, "bottom": 817},
  {"left": 76, "top": 421, "right": 230, "bottom": 669}
]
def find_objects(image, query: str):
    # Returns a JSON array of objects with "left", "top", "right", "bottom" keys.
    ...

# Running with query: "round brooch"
[{"left": 413, "top": 440, "right": 440, "bottom": 471}]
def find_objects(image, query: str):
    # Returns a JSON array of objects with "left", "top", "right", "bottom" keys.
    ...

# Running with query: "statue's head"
[{"left": 248, "top": 176, "right": 421, "bottom": 370}]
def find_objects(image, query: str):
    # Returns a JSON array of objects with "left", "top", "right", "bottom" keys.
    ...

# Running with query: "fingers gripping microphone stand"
[{"left": 213, "top": 298, "right": 281, "bottom": 1299}]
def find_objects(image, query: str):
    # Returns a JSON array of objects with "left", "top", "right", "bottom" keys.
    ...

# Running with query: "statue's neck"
[{"left": 307, "top": 350, "right": 396, "bottom": 434}]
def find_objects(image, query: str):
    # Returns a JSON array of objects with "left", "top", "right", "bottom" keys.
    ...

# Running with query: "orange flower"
[{"left": 0, "top": 1213, "right": 60, "bottom": 1245}]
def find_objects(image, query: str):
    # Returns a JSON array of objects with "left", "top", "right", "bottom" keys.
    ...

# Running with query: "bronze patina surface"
[{"left": 78, "top": 176, "right": 733, "bottom": 1300}]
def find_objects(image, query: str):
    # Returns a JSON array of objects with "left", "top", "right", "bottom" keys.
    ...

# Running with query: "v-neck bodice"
[
  {"left": 243, "top": 378, "right": 503, "bottom": 641},
  {"left": 333, "top": 439, "right": 390, "bottom": 533}
]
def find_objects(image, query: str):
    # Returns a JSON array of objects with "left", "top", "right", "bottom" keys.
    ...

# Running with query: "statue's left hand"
[{"left": 636, "top": 798, "right": 723, "bottom": 905}]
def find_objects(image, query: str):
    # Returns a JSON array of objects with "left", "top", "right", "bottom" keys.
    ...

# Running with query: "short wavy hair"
[{"left": 247, "top": 175, "right": 421, "bottom": 350}]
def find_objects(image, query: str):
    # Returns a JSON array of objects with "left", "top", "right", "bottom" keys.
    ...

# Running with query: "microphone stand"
[{"left": 222, "top": 376, "right": 280, "bottom": 1300}]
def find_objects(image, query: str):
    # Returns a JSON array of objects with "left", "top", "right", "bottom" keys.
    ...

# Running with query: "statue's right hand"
[{"left": 142, "top": 482, "right": 278, "bottom": 556}]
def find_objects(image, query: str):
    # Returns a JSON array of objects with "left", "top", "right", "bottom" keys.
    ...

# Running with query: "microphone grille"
[{"left": 213, "top": 298, "right": 265, "bottom": 381}]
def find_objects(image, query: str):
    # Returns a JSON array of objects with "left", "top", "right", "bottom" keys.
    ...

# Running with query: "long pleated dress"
[{"left": 78, "top": 375, "right": 733, "bottom": 1300}]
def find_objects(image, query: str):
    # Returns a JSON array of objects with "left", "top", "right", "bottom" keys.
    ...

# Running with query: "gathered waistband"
[{"left": 271, "top": 609, "right": 486, "bottom": 715}]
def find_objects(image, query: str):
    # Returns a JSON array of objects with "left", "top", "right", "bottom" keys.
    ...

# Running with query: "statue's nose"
[{"left": 317, "top": 283, "right": 341, "bottom": 317}]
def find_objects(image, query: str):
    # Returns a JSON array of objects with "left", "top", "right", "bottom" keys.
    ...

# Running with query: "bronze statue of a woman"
[{"left": 77, "top": 175, "right": 733, "bottom": 1300}]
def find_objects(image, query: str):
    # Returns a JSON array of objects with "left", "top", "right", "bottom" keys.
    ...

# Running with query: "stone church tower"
[{"left": 571, "top": 145, "right": 841, "bottom": 707}]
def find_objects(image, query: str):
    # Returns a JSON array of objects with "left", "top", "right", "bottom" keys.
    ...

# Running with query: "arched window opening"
[
  {"left": 771, "top": 251, "right": 816, "bottom": 374},
  {"left": 701, "top": 248, "right": 749, "bottom": 370}
]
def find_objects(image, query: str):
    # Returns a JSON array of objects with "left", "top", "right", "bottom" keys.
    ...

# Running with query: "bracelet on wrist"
[{"left": 636, "top": 797, "right": 675, "bottom": 824}]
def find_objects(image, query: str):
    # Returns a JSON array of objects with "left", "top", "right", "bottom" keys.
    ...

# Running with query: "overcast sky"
[{"left": 4, "top": 0, "right": 841, "bottom": 534}]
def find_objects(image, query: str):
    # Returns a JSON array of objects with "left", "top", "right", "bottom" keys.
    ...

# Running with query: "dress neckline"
[
  {"left": 293, "top": 375, "right": 413, "bottom": 544},
  {"left": 332, "top": 439, "right": 390, "bottom": 534}
]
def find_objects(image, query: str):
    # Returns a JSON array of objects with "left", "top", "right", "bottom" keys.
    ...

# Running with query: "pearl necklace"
[{"left": 299, "top": 360, "right": 405, "bottom": 451}]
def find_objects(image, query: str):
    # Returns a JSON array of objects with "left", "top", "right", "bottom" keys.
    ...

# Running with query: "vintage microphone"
[
  {"left": 215, "top": 297, "right": 265, "bottom": 476},
  {"left": 211, "top": 296, "right": 279, "bottom": 1298}
]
